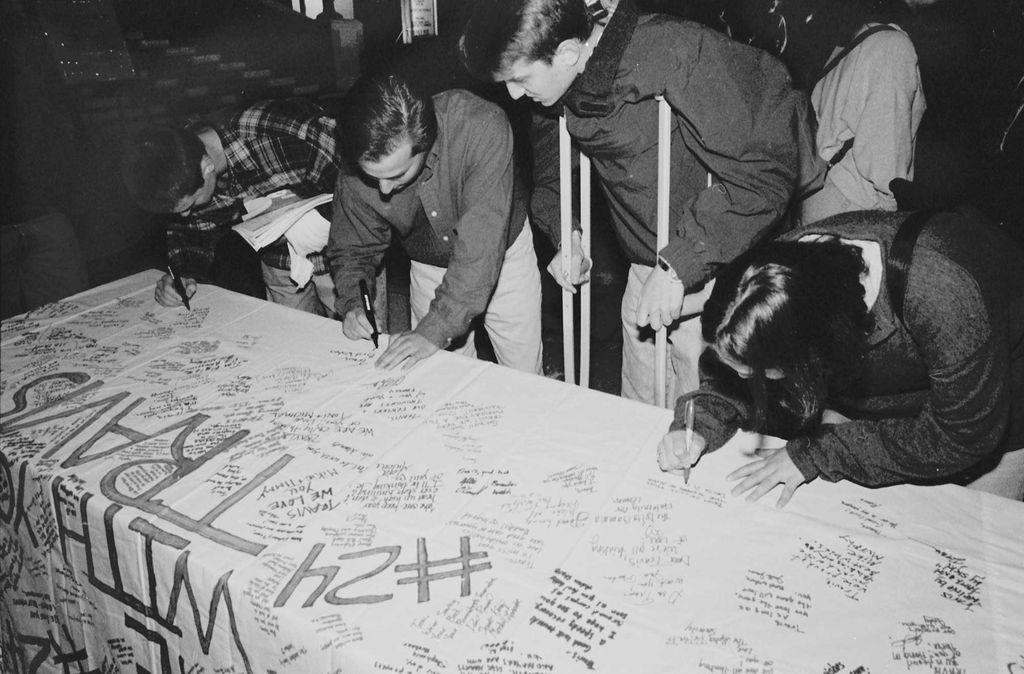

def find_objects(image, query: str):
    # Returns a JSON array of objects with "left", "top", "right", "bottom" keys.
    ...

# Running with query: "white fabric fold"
[{"left": 284, "top": 209, "right": 331, "bottom": 287}]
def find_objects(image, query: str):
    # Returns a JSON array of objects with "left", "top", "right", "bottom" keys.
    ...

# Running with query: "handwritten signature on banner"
[{"left": 4, "top": 282, "right": 1022, "bottom": 674}]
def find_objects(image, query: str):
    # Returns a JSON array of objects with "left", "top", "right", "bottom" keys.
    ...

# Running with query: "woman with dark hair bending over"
[{"left": 657, "top": 208, "right": 1024, "bottom": 505}]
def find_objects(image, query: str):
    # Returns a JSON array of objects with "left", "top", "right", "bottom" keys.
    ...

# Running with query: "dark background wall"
[{"left": 1, "top": 0, "right": 348, "bottom": 285}]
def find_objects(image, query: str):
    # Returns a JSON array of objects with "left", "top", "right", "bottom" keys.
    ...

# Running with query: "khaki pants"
[
  {"left": 619, "top": 263, "right": 704, "bottom": 407},
  {"left": 263, "top": 263, "right": 388, "bottom": 328},
  {"left": 409, "top": 224, "right": 542, "bottom": 375}
]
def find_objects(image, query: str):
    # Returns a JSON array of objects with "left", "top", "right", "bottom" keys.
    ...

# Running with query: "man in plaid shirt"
[{"left": 122, "top": 98, "right": 341, "bottom": 316}]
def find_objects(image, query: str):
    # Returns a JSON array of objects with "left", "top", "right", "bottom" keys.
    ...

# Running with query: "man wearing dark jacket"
[{"left": 460, "top": 0, "right": 819, "bottom": 404}]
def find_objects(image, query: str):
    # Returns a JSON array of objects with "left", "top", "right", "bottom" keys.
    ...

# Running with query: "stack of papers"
[{"left": 232, "top": 191, "right": 333, "bottom": 251}]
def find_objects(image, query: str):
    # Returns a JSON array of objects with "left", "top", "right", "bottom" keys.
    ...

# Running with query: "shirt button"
[
  {"left": 442, "top": 235, "right": 449, "bottom": 242},
  {"left": 430, "top": 210, "right": 437, "bottom": 217}
]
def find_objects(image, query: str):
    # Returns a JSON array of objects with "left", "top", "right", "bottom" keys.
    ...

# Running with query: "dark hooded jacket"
[{"left": 530, "top": 1, "right": 821, "bottom": 287}]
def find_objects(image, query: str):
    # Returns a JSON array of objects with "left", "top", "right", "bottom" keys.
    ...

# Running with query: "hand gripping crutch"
[
  {"left": 654, "top": 96, "right": 671, "bottom": 408},
  {"left": 558, "top": 115, "right": 592, "bottom": 387},
  {"left": 560, "top": 99, "right": 670, "bottom": 400}
]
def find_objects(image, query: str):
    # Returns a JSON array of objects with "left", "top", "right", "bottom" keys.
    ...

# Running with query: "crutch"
[
  {"left": 560, "top": 99, "right": 671, "bottom": 401},
  {"left": 579, "top": 153, "right": 592, "bottom": 386},
  {"left": 558, "top": 115, "right": 592, "bottom": 387},
  {"left": 654, "top": 96, "right": 671, "bottom": 408}
]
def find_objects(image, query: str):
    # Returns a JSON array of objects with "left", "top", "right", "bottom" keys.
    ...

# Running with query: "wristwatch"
[{"left": 657, "top": 255, "right": 682, "bottom": 283}]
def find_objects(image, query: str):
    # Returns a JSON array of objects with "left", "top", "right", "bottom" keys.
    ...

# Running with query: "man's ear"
[{"left": 553, "top": 38, "right": 585, "bottom": 68}]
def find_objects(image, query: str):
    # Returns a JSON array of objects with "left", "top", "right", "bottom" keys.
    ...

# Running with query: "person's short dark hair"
[
  {"left": 121, "top": 126, "right": 206, "bottom": 213},
  {"left": 702, "top": 239, "right": 873, "bottom": 433},
  {"left": 458, "top": 0, "right": 592, "bottom": 81},
  {"left": 338, "top": 74, "right": 437, "bottom": 172}
]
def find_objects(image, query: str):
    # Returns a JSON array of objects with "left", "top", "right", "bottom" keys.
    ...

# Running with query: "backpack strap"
[
  {"left": 886, "top": 210, "right": 938, "bottom": 325},
  {"left": 817, "top": 24, "right": 900, "bottom": 87},
  {"left": 827, "top": 138, "right": 854, "bottom": 170}
]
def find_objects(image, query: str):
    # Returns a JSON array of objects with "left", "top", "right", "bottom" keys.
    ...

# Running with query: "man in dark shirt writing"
[
  {"left": 460, "top": 0, "right": 818, "bottom": 404},
  {"left": 327, "top": 74, "right": 543, "bottom": 373}
]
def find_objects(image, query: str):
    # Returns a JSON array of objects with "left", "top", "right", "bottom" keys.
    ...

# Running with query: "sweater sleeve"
[
  {"left": 670, "top": 354, "right": 754, "bottom": 454},
  {"left": 326, "top": 174, "right": 393, "bottom": 319}
]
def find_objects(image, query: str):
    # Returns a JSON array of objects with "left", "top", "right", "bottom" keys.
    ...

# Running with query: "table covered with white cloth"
[{"left": 1, "top": 270, "right": 1022, "bottom": 673}]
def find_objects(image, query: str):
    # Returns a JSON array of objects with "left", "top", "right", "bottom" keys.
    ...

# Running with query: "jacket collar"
[
  {"left": 563, "top": 0, "right": 639, "bottom": 118},
  {"left": 419, "top": 108, "right": 443, "bottom": 184},
  {"left": 792, "top": 224, "right": 901, "bottom": 348}
]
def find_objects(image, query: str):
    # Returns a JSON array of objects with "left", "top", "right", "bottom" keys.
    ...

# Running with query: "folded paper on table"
[{"left": 232, "top": 192, "right": 333, "bottom": 252}]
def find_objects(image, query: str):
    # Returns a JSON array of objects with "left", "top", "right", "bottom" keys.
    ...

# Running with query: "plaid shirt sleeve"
[{"left": 167, "top": 205, "right": 240, "bottom": 281}]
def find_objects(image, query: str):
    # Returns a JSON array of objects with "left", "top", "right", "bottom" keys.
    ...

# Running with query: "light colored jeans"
[
  {"left": 263, "top": 262, "right": 389, "bottom": 327},
  {"left": 409, "top": 224, "right": 542, "bottom": 375},
  {"left": 262, "top": 263, "right": 339, "bottom": 318},
  {"left": 620, "top": 263, "right": 704, "bottom": 407}
]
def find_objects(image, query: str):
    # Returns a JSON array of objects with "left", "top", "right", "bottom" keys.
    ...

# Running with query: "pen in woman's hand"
[{"left": 683, "top": 398, "right": 695, "bottom": 484}]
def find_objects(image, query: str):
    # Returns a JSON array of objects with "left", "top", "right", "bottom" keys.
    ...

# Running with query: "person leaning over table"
[
  {"left": 325, "top": 74, "right": 543, "bottom": 373},
  {"left": 458, "top": 0, "right": 821, "bottom": 404},
  {"left": 121, "top": 98, "right": 341, "bottom": 315},
  {"left": 657, "top": 208, "right": 1024, "bottom": 504}
]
